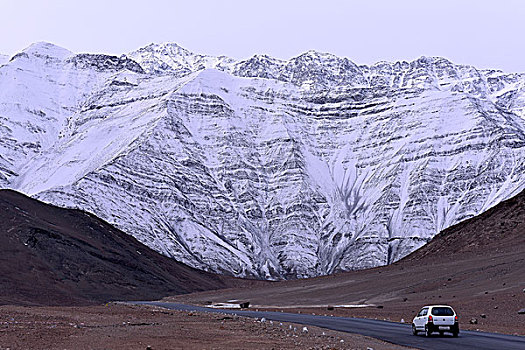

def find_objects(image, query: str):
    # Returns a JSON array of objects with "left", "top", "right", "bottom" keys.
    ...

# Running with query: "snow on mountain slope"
[
  {"left": 0, "top": 42, "right": 149, "bottom": 188},
  {"left": 2, "top": 42, "right": 525, "bottom": 279},
  {"left": 0, "top": 42, "right": 83, "bottom": 185},
  {"left": 0, "top": 54, "right": 8, "bottom": 66}
]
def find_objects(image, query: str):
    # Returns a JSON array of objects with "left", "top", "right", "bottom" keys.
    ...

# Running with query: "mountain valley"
[{"left": 1, "top": 42, "right": 524, "bottom": 279}]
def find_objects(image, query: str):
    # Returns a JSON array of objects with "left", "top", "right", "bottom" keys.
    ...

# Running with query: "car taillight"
[
  {"left": 428, "top": 315, "right": 433, "bottom": 322},
  {"left": 455, "top": 316, "right": 458, "bottom": 322}
]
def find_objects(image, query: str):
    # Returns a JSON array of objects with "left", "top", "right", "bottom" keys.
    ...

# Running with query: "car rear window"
[{"left": 431, "top": 307, "right": 454, "bottom": 316}]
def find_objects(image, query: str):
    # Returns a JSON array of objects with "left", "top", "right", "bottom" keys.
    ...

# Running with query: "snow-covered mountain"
[{"left": 2, "top": 42, "right": 525, "bottom": 279}]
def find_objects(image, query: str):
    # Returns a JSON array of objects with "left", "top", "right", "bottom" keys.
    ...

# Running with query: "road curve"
[{"left": 131, "top": 301, "right": 525, "bottom": 350}]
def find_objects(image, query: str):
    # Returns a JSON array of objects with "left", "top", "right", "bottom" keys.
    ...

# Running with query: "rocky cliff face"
[{"left": 2, "top": 42, "right": 525, "bottom": 279}]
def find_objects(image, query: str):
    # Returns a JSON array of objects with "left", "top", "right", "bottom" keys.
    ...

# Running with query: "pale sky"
[{"left": 1, "top": 0, "right": 524, "bottom": 72}]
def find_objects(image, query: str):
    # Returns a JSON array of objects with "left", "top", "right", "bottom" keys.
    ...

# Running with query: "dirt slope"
[
  {"left": 403, "top": 187, "right": 525, "bottom": 261},
  {"left": 0, "top": 189, "right": 243, "bottom": 306}
]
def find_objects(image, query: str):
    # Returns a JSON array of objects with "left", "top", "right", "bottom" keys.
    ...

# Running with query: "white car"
[{"left": 412, "top": 305, "right": 459, "bottom": 337}]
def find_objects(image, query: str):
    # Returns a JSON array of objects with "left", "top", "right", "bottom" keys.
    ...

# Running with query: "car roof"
[{"left": 422, "top": 305, "right": 455, "bottom": 308}]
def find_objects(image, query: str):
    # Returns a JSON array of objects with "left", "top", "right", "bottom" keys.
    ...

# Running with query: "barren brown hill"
[
  {"left": 403, "top": 188, "right": 525, "bottom": 261},
  {"left": 172, "top": 189, "right": 525, "bottom": 334},
  {"left": 0, "top": 189, "right": 243, "bottom": 306}
]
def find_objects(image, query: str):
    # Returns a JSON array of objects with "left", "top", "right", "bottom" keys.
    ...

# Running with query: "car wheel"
[
  {"left": 412, "top": 324, "right": 418, "bottom": 335},
  {"left": 425, "top": 325, "right": 432, "bottom": 337}
]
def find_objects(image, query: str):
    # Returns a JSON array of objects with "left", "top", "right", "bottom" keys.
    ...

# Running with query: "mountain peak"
[
  {"left": 21, "top": 41, "right": 72, "bottom": 60},
  {"left": 295, "top": 49, "right": 340, "bottom": 60},
  {"left": 412, "top": 55, "right": 455, "bottom": 67},
  {"left": 136, "top": 42, "right": 194, "bottom": 57}
]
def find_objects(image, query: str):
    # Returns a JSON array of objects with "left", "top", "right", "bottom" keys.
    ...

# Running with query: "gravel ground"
[{"left": 0, "top": 303, "right": 412, "bottom": 350}]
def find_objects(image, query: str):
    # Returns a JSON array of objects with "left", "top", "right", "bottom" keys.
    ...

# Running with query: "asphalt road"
[{"left": 132, "top": 301, "right": 525, "bottom": 350}]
